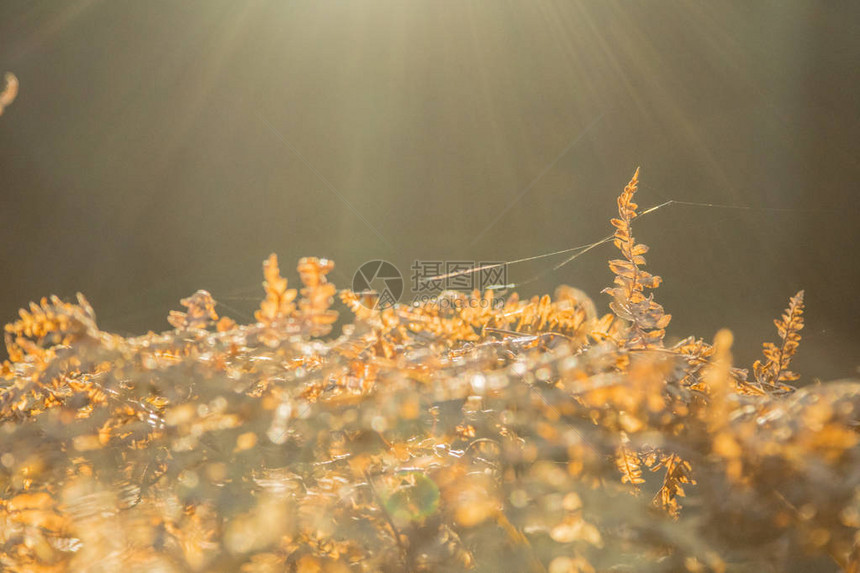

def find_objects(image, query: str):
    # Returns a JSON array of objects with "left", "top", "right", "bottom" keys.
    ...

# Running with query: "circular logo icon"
[{"left": 352, "top": 260, "right": 403, "bottom": 310}]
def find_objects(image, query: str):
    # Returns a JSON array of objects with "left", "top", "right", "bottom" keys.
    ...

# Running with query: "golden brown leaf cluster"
[{"left": 1, "top": 170, "right": 857, "bottom": 572}]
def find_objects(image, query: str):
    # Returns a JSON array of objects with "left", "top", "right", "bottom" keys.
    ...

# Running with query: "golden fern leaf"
[
  {"left": 650, "top": 452, "right": 695, "bottom": 519},
  {"left": 752, "top": 290, "right": 804, "bottom": 388},
  {"left": 4, "top": 293, "right": 99, "bottom": 362},
  {"left": 672, "top": 336, "right": 715, "bottom": 391},
  {"left": 167, "top": 290, "right": 218, "bottom": 330},
  {"left": 615, "top": 436, "right": 644, "bottom": 492},
  {"left": 603, "top": 168, "right": 671, "bottom": 349},
  {"left": 296, "top": 257, "right": 338, "bottom": 336},
  {"left": 255, "top": 254, "right": 297, "bottom": 324}
]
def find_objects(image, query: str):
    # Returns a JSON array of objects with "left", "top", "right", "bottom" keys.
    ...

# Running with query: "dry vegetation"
[{"left": 2, "top": 170, "right": 859, "bottom": 572}]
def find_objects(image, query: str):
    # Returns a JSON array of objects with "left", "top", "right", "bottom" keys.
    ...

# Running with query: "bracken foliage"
[{"left": 1, "top": 170, "right": 858, "bottom": 573}]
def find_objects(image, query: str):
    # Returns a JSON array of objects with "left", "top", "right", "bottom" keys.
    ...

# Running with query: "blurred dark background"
[{"left": 0, "top": 1, "right": 858, "bottom": 381}]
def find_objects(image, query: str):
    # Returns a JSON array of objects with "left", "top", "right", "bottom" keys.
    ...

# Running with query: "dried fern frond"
[
  {"left": 296, "top": 257, "right": 338, "bottom": 336},
  {"left": 650, "top": 452, "right": 695, "bottom": 519},
  {"left": 752, "top": 290, "right": 805, "bottom": 389},
  {"left": 255, "top": 253, "right": 297, "bottom": 324},
  {"left": 167, "top": 289, "right": 219, "bottom": 330},
  {"left": 672, "top": 336, "right": 714, "bottom": 392},
  {"left": 3, "top": 293, "right": 99, "bottom": 362},
  {"left": 615, "top": 437, "right": 645, "bottom": 492},
  {"left": 603, "top": 168, "right": 671, "bottom": 349}
]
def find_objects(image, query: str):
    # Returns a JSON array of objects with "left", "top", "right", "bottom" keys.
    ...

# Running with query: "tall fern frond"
[
  {"left": 255, "top": 253, "right": 297, "bottom": 324},
  {"left": 603, "top": 168, "right": 671, "bottom": 349},
  {"left": 296, "top": 257, "right": 338, "bottom": 336},
  {"left": 753, "top": 290, "right": 805, "bottom": 389}
]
